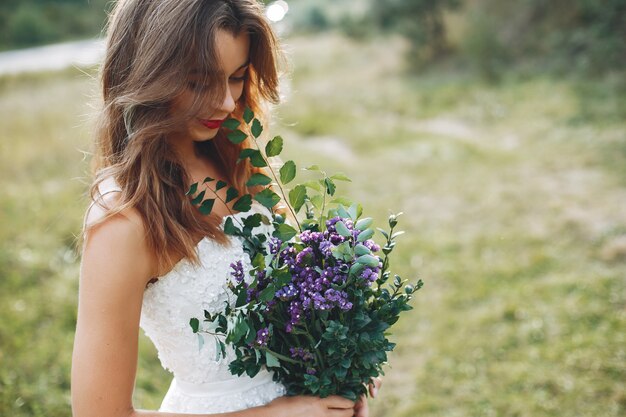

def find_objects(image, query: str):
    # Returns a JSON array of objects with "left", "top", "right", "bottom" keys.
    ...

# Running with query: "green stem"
[
  {"left": 319, "top": 175, "right": 328, "bottom": 233},
  {"left": 250, "top": 136, "right": 302, "bottom": 232},
  {"left": 260, "top": 347, "right": 307, "bottom": 366}
]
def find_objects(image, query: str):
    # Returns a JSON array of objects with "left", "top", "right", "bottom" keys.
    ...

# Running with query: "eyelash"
[
  {"left": 230, "top": 74, "right": 248, "bottom": 83},
  {"left": 187, "top": 73, "right": 248, "bottom": 91}
]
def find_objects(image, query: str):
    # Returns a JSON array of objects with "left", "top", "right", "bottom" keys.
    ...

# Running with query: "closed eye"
[{"left": 230, "top": 68, "right": 249, "bottom": 83}]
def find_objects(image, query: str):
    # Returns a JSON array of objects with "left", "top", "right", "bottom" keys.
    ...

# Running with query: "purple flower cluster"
[
  {"left": 230, "top": 260, "right": 245, "bottom": 283},
  {"left": 276, "top": 217, "right": 381, "bottom": 332},
  {"left": 254, "top": 327, "right": 270, "bottom": 347},
  {"left": 289, "top": 347, "right": 315, "bottom": 362},
  {"left": 227, "top": 216, "right": 382, "bottom": 334}
]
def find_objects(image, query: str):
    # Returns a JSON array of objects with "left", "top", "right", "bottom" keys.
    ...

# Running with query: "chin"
[{"left": 191, "top": 129, "right": 218, "bottom": 142}]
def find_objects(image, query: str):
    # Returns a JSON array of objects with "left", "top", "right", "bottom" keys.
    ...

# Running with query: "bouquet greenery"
[{"left": 188, "top": 108, "right": 422, "bottom": 401}]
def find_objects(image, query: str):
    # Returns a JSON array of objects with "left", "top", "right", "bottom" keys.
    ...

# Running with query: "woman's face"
[{"left": 171, "top": 29, "right": 251, "bottom": 142}]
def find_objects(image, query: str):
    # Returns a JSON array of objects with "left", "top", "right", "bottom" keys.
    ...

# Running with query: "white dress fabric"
[
  {"left": 93, "top": 178, "right": 286, "bottom": 414},
  {"left": 139, "top": 204, "right": 286, "bottom": 413}
]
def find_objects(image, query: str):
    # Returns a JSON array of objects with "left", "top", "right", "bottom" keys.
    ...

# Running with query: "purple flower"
[
  {"left": 255, "top": 327, "right": 270, "bottom": 347},
  {"left": 300, "top": 230, "right": 323, "bottom": 244},
  {"left": 276, "top": 283, "right": 298, "bottom": 301},
  {"left": 268, "top": 237, "right": 282, "bottom": 255},
  {"left": 363, "top": 239, "right": 381, "bottom": 253},
  {"left": 230, "top": 261, "right": 245, "bottom": 283},
  {"left": 319, "top": 240, "right": 334, "bottom": 258},
  {"left": 289, "top": 347, "right": 315, "bottom": 362}
]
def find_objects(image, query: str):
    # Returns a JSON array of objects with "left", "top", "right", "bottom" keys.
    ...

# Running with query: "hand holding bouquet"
[{"left": 188, "top": 108, "right": 422, "bottom": 401}]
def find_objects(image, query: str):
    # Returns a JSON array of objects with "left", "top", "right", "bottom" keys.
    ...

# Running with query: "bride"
[{"left": 71, "top": 1, "right": 379, "bottom": 416}]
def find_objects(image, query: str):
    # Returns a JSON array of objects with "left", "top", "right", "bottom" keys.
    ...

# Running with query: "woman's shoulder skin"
[{"left": 72, "top": 194, "right": 157, "bottom": 416}]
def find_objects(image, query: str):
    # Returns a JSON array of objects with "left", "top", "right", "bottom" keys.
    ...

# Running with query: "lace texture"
[{"left": 139, "top": 202, "right": 286, "bottom": 413}]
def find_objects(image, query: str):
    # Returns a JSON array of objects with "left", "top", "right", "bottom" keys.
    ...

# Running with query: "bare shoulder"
[{"left": 82, "top": 192, "right": 158, "bottom": 286}]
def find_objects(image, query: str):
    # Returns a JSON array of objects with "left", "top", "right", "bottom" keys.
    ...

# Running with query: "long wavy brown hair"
[{"left": 82, "top": 0, "right": 284, "bottom": 274}]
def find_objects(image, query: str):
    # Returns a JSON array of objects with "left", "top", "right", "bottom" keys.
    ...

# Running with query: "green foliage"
[
  {"left": 457, "top": 0, "right": 626, "bottom": 77},
  {"left": 370, "top": 0, "right": 460, "bottom": 65},
  {"left": 0, "top": 0, "right": 111, "bottom": 50}
]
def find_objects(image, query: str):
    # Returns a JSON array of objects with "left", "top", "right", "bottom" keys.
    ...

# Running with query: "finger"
[
  {"left": 324, "top": 395, "right": 356, "bottom": 409},
  {"left": 330, "top": 408, "right": 356, "bottom": 417},
  {"left": 354, "top": 395, "right": 369, "bottom": 417},
  {"left": 369, "top": 377, "right": 382, "bottom": 398}
]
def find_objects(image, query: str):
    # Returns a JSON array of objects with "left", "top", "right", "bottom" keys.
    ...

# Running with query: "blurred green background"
[{"left": 0, "top": 1, "right": 624, "bottom": 416}]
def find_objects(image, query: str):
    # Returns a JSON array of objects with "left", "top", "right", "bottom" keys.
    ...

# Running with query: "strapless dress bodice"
[{"left": 139, "top": 202, "right": 286, "bottom": 413}]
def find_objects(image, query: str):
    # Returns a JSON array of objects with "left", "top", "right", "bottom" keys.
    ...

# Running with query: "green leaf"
[
  {"left": 223, "top": 217, "right": 240, "bottom": 235},
  {"left": 215, "top": 180, "right": 227, "bottom": 191},
  {"left": 305, "top": 165, "right": 321, "bottom": 171},
  {"left": 239, "top": 149, "right": 267, "bottom": 168},
  {"left": 324, "top": 177, "right": 336, "bottom": 196},
  {"left": 302, "top": 180, "right": 322, "bottom": 191},
  {"left": 310, "top": 194, "right": 323, "bottom": 210},
  {"left": 251, "top": 118, "right": 263, "bottom": 138},
  {"left": 356, "top": 254, "right": 380, "bottom": 267},
  {"left": 355, "top": 217, "right": 373, "bottom": 230},
  {"left": 337, "top": 205, "right": 350, "bottom": 219},
  {"left": 199, "top": 199, "right": 215, "bottom": 215},
  {"left": 254, "top": 188, "right": 281, "bottom": 209},
  {"left": 233, "top": 194, "right": 253, "bottom": 212},
  {"left": 259, "top": 284, "right": 276, "bottom": 302},
  {"left": 222, "top": 118, "right": 240, "bottom": 130},
  {"left": 227, "top": 129, "right": 247, "bottom": 144},
  {"left": 265, "top": 351, "right": 280, "bottom": 368},
  {"left": 392, "top": 231, "right": 406, "bottom": 239},
  {"left": 377, "top": 228, "right": 389, "bottom": 239},
  {"left": 189, "top": 318, "right": 199, "bottom": 333},
  {"left": 225, "top": 187, "right": 239, "bottom": 203},
  {"left": 243, "top": 107, "right": 254, "bottom": 124},
  {"left": 186, "top": 182, "right": 198, "bottom": 196},
  {"left": 335, "top": 220, "right": 352, "bottom": 237},
  {"left": 348, "top": 203, "right": 359, "bottom": 221},
  {"left": 288, "top": 185, "right": 307, "bottom": 213},
  {"left": 246, "top": 173, "right": 272, "bottom": 186},
  {"left": 265, "top": 135, "right": 283, "bottom": 157},
  {"left": 191, "top": 190, "right": 206, "bottom": 205},
  {"left": 357, "top": 228, "right": 375, "bottom": 242},
  {"left": 331, "top": 172, "right": 352, "bottom": 182},
  {"left": 331, "top": 197, "right": 353, "bottom": 207},
  {"left": 197, "top": 333, "right": 204, "bottom": 351},
  {"left": 349, "top": 262, "right": 365, "bottom": 278},
  {"left": 235, "top": 287, "right": 248, "bottom": 307},
  {"left": 354, "top": 243, "right": 371, "bottom": 256},
  {"left": 273, "top": 223, "right": 297, "bottom": 241},
  {"left": 203, "top": 176, "right": 215, "bottom": 184},
  {"left": 279, "top": 160, "right": 296, "bottom": 184},
  {"left": 243, "top": 213, "right": 263, "bottom": 228}
]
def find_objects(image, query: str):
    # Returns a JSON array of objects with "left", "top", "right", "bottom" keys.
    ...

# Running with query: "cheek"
[
  {"left": 171, "top": 91, "right": 195, "bottom": 118},
  {"left": 232, "top": 83, "right": 246, "bottom": 101}
]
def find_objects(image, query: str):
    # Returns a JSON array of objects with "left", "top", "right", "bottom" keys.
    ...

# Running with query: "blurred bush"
[
  {"left": 456, "top": 0, "right": 626, "bottom": 77},
  {"left": 0, "top": 0, "right": 110, "bottom": 50},
  {"left": 289, "top": 0, "right": 625, "bottom": 79}
]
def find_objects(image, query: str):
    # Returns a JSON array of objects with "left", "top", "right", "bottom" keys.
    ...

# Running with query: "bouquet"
[{"left": 187, "top": 108, "right": 422, "bottom": 401}]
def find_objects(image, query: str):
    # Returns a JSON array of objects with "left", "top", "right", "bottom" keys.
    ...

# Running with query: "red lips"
[{"left": 198, "top": 118, "right": 225, "bottom": 129}]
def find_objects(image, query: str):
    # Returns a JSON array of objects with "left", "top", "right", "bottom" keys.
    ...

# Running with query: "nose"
[{"left": 219, "top": 84, "right": 237, "bottom": 115}]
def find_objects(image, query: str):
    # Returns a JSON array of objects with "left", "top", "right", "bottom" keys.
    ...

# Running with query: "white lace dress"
[{"left": 139, "top": 202, "right": 287, "bottom": 413}]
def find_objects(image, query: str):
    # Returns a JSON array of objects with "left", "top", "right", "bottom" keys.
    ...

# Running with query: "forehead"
[{"left": 214, "top": 29, "right": 250, "bottom": 73}]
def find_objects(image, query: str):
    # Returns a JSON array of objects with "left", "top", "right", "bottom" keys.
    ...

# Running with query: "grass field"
[{"left": 0, "top": 32, "right": 624, "bottom": 416}]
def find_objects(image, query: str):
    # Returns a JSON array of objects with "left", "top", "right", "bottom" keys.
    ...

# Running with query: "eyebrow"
[{"left": 190, "top": 60, "right": 250, "bottom": 75}]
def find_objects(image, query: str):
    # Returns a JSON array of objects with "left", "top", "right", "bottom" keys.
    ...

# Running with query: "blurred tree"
[
  {"left": 460, "top": 0, "right": 626, "bottom": 75},
  {"left": 369, "top": 0, "right": 461, "bottom": 66},
  {"left": 0, "top": 0, "right": 110, "bottom": 51}
]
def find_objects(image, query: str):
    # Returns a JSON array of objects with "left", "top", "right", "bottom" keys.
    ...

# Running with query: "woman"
[{"left": 71, "top": 1, "right": 379, "bottom": 416}]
